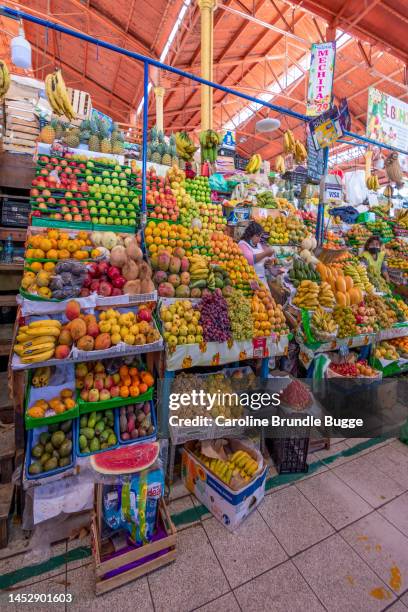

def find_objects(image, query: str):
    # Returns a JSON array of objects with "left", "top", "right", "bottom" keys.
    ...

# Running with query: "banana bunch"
[
  {"left": 343, "top": 263, "right": 373, "bottom": 292},
  {"left": 175, "top": 131, "right": 198, "bottom": 161},
  {"left": 293, "top": 280, "right": 320, "bottom": 309},
  {"left": 196, "top": 453, "right": 234, "bottom": 484},
  {"left": 189, "top": 253, "right": 209, "bottom": 281},
  {"left": 230, "top": 450, "right": 258, "bottom": 478},
  {"left": 384, "top": 185, "right": 393, "bottom": 198},
  {"left": 275, "top": 155, "right": 285, "bottom": 174},
  {"left": 283, "top": 129, "right": 296, "bottom": 154},
  {"left": 311, "top": 307, "right": 337, "bottom": 333},
  {"left": 199, "top": 129, "right": 222, "bottom": 163},
  {"left": 15, "top": 319, "right": 61, "bottom": 363},
  {"left": 395, "top": 209, "right": 408, "bottom": 229},
  {"left": 366, "top": 175, "right": 380, "bottom": 191},
  {"left": 245, "top": 153, "right": 262, "bottom": 173},
  {"left": 45, "top": 70, "right": 75, "bottom": 120},
  {"left": 32, "top": 366, "right": 52, "bottom": 388},
  {"left": 0, "top": 60, "right": 10, "bottom": 99},
  {"left": 294, "top": 140, "right": 307, "bottom": 164},
  {"left": 318, "top": 282, "right": 335, "bottom": 308}
]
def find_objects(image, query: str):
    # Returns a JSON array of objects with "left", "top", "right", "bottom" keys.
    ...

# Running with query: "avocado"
[
  {"left": 59, "top": 457, "right": 71, "bottom": 468},
  {"left": 99, "top": 430, "right": 109, "bottom": 443},
  {"left": 80, "top": 416, "right": 88, "bottom": 428},
  {"left": 51, "top": 431, "right": 65, "bottom": 448},
  {"left": 44, "top": 457, "right": 58, "bottom": 472},
  {"left": 107, "top": 433, "right": 117, "bottom": 446},
  {"left": 80, "top": 427, "right": 95, "bottom": 440},
  {"left": 95, "top": 420, "right": 105, "bottom": 435},
  {"left": 89, "top": 438, "right": 100, "bottom": 452},
  {"left": 39, "top": 432, "right": 51, "bottom": 446},
  {"left": 52, "top": 449, "right": 60, "bottom": 459},
  {"left": 32, "top": 444, "right": 44, "bottom": 459},
  {"left": 59, "top": 440, "right": 72, "bottom": 458},
  {"left": 45, "top": 441, "right": 54, "bottom": 454},
  {"left": 87, "top": 414, "right": 96, "bottom": 429},
  {"left": 79, "top": 434, "right": 88, "bottom": 451},
  {"left": 60, "top": 420, "right": 72, "bottom": 433},
  {"left": 100, "top": 442, "right": 109, "bottom": 449},
  {"left": 29, "top": 461, "right": 43, "bottom": 475},
  {"left": 39, "top": 453, "right": 51, "bottom": 466},
  {"left": 104, "top": 410, "right": 114, "bottom": 420}
]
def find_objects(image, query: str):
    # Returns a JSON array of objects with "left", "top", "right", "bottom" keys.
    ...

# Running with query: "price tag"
[{"left": 252, "top": 337, "right": 266, "bottom": 358}]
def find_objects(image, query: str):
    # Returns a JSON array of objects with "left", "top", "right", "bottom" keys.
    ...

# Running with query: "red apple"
[{"left": 98, "top": 280, "right": 113, "bottom": 297}]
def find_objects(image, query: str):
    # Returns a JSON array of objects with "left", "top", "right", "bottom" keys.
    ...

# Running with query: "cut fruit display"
[{"left": 90, "top": 441, "right": 159, "bottom": 473}]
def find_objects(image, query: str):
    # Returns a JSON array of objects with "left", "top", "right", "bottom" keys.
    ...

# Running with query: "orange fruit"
[
  {"left": 30, "top": 261, "right": 43, "bottom": 272},
  {"left": 58, "top": 249, "right": 70, "bottom": 259},
  {"left": 119, "top": 365, "right": 129, "bottom": 378},
  {"left": 47, "top": 249, "right": 58, "bottom": 260},
  {"left": 129, "top": 385, "right": 140, "bottom": 398},
  {"left": 120, "top": 386, "right": 129, "bottom": 398}
]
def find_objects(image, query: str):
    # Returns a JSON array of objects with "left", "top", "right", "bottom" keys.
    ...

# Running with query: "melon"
[{"left": 90, "top": 442, "right": 159, "bottom": 474}]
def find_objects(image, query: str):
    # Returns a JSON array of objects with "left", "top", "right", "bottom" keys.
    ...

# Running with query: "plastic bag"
[{"left": 345, "top": 170, "right": 368, "bottom": 206}]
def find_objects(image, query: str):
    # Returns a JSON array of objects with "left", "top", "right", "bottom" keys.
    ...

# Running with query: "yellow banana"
[
  {"left": 23, "top": 336, "right": 57, "bottom": 348},
  {"left": 25, "top": 327, "right": 61, "bottom": 338},
  {"left": 21, "top": 349, "right": 55, "bottom": 364},
  {"left": 15, "top": 342, "right": 56, "bottom": 357},
  {"left": 28, "top": 320, "right": 61, "bottom": 329}
]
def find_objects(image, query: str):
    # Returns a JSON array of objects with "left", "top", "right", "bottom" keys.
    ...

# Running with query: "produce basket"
[
  {"left": 118, "top": 400, "right": 157, "bottom": 445},
  {"left": 25, "top": 421, "right": 75, "bottom": 480},
  {"left": 75, "top": 408, "right": 120, "bottom": 457}
]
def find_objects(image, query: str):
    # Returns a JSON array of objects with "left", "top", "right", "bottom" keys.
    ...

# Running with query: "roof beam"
[{"left": 357, "top": 41, "right": 372, "bottom": 68}]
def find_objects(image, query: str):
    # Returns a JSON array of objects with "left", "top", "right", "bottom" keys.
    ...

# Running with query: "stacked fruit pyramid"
[{"left": 31, "top": 152, "right": 140, "bottom": 230}]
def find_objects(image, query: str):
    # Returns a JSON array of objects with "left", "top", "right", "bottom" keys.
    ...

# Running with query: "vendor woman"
[
  {"left": 361, "top": 235, "right": 390, "bottom": 283},
  {"left": 238, "top": 221, "right": 275, "bottom": 284}
]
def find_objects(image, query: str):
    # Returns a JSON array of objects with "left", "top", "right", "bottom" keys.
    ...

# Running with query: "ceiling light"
[
  {"left": 11, "top": 23, "right": 32, "bottom": 69},
  {"left": 255, "top": 118, "right": 280, "bottom": 132}
]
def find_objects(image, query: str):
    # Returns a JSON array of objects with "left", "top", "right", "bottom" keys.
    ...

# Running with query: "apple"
[
  {"left": 88, "top": 389, "right": 100, "bottom": 402},
  {"left": 110, "top": 385, "right": 120, "bottom": 398},
  {"left": 94, "top": 361, "right": 105, "bottom": 374},
  {"left": 90, "top": 279, "right": 101, "bottom": 293},
  {"left": 80, "top": 389, "right": 89, "bottom": 401},
  {"left": 98, "top": 261, "right": 109, "bottom": 276},
  {"left": 104, "top": 375, "right": 113, "bottom": 390},
  {"left": 111, "top": 287, "right": 122, "bottom": 296},
  {"left": 98, "top": 280, "right": 113, "bottom": 297},
  {"left": 99, "top": 389, "right": 111, "bottom": 401}
]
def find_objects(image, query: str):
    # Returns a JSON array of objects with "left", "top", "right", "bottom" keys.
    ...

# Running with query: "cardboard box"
[{"left": 182, "top": 440, "right": 267, "bottom": 531}]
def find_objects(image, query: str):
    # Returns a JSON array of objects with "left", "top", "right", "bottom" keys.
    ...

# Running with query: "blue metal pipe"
[
  {"left": 1, "top": 5, "right": 407, "bottom": 156},
  {"left": 141, "top": 61, "right": 148, "bottom": 219}
]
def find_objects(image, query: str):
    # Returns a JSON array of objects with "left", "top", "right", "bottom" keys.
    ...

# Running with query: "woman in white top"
[{"left": 238, "top": 221, "right": 275, "bottom": 285}]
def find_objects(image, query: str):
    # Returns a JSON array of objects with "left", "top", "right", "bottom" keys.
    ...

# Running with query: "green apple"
[
  {"left": 87, "top": 161, "right": 94, "bottom": 168},
  {"left": 109, "top": 202, "right": 116, "bottom": 209},
  {"left": 107, "top": 185, "right": 114, "bottom": 193},
  {"left": 98, "top": 216, "right": 106, "bottom": 225},
  {"left": 103, "top": 177, "right": 111, "bottom": 185},
  {"left": 128, "top": 211, "right": 136, "bottom": 219},
  {"left": 114, "top": 218, "right": 121, "bottom": 225},
  {"left": 128, "top": 218, "right": 136, "bottom": 226},
  {"left": 124, "top": 167, "right": 131, "bottom": 175},
  {"left": 120, "top": 180, "right": 127, "bottom": 187},
  {"left": 91, "top": 216, "right": 98, "bottom": 224},
  {"left": 111, "top": 172, "right": 118, "bottom": 179},
  {"left": 127, "top": 203, "right": 135, "bottom": 211},
  {"left": 88, "top": 199, "right": 96, "bottom": 207},
  {"left": 104, "top": 193, "right": 112, "bottom": 202},
  {"left": 100, "top": 184, "right": 107, "bottom": 194},
  {"left": 112, "top": 178, "right": 119, "bottom": 186},
  {"left": 119, "top": 209, "right": 127, "bottom": 218},
  {"left": 102, "top": 170, "right": 109, "bottom": 178},
  {"left": 113, "top": 195, "right": 121, "bottom": 204},
  {"left": 111, "top": 209, "right": 118, "bottom": 217},
  {"left": 114, "top": 165, "right": 121, "bottom": 173},
  {"left": 107, "top": 217, "right": 113, "bottom": 225},
  {"left": 94, "top": 176, "right": 102, "bottom": 184},
  {"left": 86, "top": 175, "right": 94, "bottom": 184},
  {"left": 100, "top": 207, "right": 108, "bottom": 216},
  {"left": 90, "top": 206, "right": 98, "bottom": 215},
  {"left": 122, "top": 197, "right": 129, "bottom": 205},
  {"left": 121, "top": 218, "right": 129, "bottom": 226}
]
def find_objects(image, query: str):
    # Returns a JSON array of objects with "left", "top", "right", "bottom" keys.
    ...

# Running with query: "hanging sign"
[
  {"left": 338, "top": 98, "right": 351, "bottom": 132},
  {"left": 306, "top": 131, "right": 325, "bottom": 182},
  {"left": 222, "top": 130, "right": 236, "bottom": 150},
  {"left": 309, "top": 106, "right": 343, "bottom": 149},
  {"left": 366, "top": 87, "right": 408, "bottom": 151},
  {"left": 306, "top": 42, "right": 336, "bottom": 116}
]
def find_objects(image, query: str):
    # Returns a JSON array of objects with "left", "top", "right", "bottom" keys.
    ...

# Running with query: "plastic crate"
[
  {"left": 266, "top": 435, "right": 309, "bottom": 474},
  {"left": 1, "top": 197, "right": 30, "bottom": 227}
]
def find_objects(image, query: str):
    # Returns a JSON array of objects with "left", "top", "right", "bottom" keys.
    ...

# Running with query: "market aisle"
[{"left": 1, "top": 438, "right": 408, "bottom": 611}]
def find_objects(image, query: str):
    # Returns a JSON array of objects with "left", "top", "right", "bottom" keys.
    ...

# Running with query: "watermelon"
[{"left": 90, "top": 442, "right": 159, "bottom": 474}]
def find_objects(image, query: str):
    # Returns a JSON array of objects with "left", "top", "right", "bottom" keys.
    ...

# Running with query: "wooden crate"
[
  {"left": 68, "top": 88, "right": 92, "bottom": 120},
  {"left": 92, "top": 494, "right": 176, "bottom": 595}
]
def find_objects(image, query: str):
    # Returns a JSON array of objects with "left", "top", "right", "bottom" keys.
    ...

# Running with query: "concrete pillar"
[
  {"left": 154, "top": 86, "right": 165, "bottom": 132},
  {"left": 198, "top": 0, "right": 216, "bottom": 131}
]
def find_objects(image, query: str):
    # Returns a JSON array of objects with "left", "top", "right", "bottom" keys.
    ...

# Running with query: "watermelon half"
[{"left": 90, "top": 442, "right": 160, "bottom": 474}]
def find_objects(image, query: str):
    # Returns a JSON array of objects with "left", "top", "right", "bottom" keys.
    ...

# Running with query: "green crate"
[
  {"left": 91, "top": 223, "right": 136, "bottom": 233},
  {"left": 19, "top": 288, "right": 61, "bottom": 303},
  {"left": 24, "top": 372, "right": 79, "bottom": 430},
  {"left": 31, "top": 217, "right": 92, "bottom": 231},
  {"left": 77, "top": 387, "right": 153, "bottom": 415}
]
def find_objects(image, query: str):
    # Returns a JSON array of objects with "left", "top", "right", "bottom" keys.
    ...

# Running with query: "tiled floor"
[{"left": 1, "top": 438, "right": 408, "bottom": 611}]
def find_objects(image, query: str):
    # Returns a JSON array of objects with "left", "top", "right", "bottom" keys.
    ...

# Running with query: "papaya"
[
  {"left": 336, "top": 291, "right": 347, "bottom": 307},
  {"left": 345, "top": 275, "right": 354, "bottom": 291},
  {"left": 345, "top": 291, "right": 351, "bottom": 306},
  {"left": 336, "top": 276, "right": 347, "bottom": 293},
  {"left": 316, "top": 263, "right": 327, "bottom": 281}
]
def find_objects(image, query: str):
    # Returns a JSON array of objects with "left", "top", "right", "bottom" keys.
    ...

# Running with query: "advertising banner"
[
  {"left": 306, "top": 42, "right": 336, "bottom": 116},
  {"left": 367, "top": 87, "right": 408, "bottom": 151}
]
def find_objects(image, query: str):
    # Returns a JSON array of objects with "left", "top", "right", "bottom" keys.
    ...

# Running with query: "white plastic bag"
[{"left": 345, "top": 170, "right": 367, "bottom": 206}]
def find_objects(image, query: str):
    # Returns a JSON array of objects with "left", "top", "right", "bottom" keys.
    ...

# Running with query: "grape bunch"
[
  {"left": 226, "top": 289, "right": 253, "bottom": 341},
  {"left": 199, "top": 289, "right": 231, "bottom": 342}
]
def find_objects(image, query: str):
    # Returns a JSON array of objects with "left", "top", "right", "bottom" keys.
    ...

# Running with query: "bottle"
[{"left": 3, "top": 234, "right": 14, "bottom": 263}]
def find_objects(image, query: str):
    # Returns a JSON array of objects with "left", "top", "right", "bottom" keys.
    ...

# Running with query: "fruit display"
[
  {"left": 288, "top": 259, "right": 320, "bottom": 286},
  {"left": 28, "top": 420, "right": 73, "bottom": 476},
  {"left": 199, "top": 129, "right": 223, "bottom": 163},
  {"left": 210, "top": 232, "right": 257, "bottom": 294},
  {"left": 118, "top": 402, "right": 155, "bottom": 441},
  {"left": 323, "top": 230, "right": 345, "bottom": 250},
  {"left": 333, "top": 307, "right": 358, "bottom": 338},
  {"left": 259, "top": 214, "right": 309, "bottom": 245},
  {"left": 374, "top": 341, "right": 400, "bottom": 361},
  {"left": 146, "top": 175, "right": 180, "bottom": 222},
  {"left": 78, "top": 410, "right": 117, "bottom": 454},
  {"left": 342, "top": 262, "right": 374, "bottom": 293},
  {"left": 14, "top": 319, "right": 61, "bottom": 363},
  {"left": 199, "top": 290, "right": 231, "bottom": 343},
  {"left": 366, "top": 268, "right": 390, "bottom": 293},
  {"left": 351, "top": 303, "right": 377, "bottom": 334},
  {"left": 366, "top": 219, "right": 394, "bottom": 241},
  {"left": 318, "top": 282, "right": 336, "bottom": 308},
  {"left": 185, "top": 175, "right": 211, "bottom": 202},
  {"left": 75, "top": 361, "right": 154, "bottom": 402},
  {"left": 280, "top": 379, "right": 312, "bottom": 411},
  {"left": 225, "top": 289, "right": 253, "bottom": 341},
  {"left": 245, "top": 153, "right": 262, "bottom": 173},
  {"left": 45, "top": 69, "right": 75, "bottom": 120},
  {"left": 252, "top": 287, "right": 288, "bottom": 336},
  {"left": 145, "top": 221, "right": 209, "bottom": 255},
  {"left": 25, "top": 229, "right": 92, "bottom": 261},
  {"left": 255, "top": 191, "right": 279, "bottom": 209},
  {"left": 311, "top": 307, "right": 337, "bottom": 337},
  {"left": 395, "top": 209, "right": 408, "bottom": 230},
  {"left": 364, "top": 293, "right": 398, "bottom": 328},
  {"left": 292, "top": 281, "right": 320, "bottom": 310},
  {"left": 366, "top": 175, "right": 380, "bottom": 191},
  {"left": 27, "top": 388, "right": 75, "bottom": 419},
  {"left": 387, "top": 257, "right": 408, "bottom": 271},
  {"left": 160, "top": 300, "right": 203, "bottom": 347},
  {"left": 316, "top": 262, "right": 365, "bottom": 306},
  {"left": 329, "top": 360, "right": 379, "bottom": 377},
  {"left": 147, "top": 128, "right": 178, "bottom": 166},
  {"left": 387, "top": 297, "right": 408, "bottom": 321},
  {"left": 346, "top": 225, "right": 371, "bottom": 246},
  {"left": 389, "top": 337, "right": 408, "bottom": 358},
  {"left": 192, "top": 440, "right": 260, "bottom": 488},
  {"left": 275, "top": 155, "right": 285, "bottom": 174}
]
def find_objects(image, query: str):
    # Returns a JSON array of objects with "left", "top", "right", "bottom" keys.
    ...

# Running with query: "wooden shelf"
[{"left": 0, "top": 295, "right": 17, "bottom": 307}]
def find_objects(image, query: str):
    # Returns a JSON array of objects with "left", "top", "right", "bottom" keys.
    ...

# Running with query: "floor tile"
[
  {"left": 0, "top": 542, "right": 67, "bottom": 588},
  {"left": 293, "top": 534, "right": 395, "bottom": 612},
  {"left": 314, "top": 440, "right": 358, "bottom": 467},
  {"left": 333, "top": 455, "right": 405, "bottom": 507},
  {"left": 385, "top": 602, "right": 408, "bottom": 611},
  {"left": 378, "top": 493, "right": 408, "bottom": 537},
  {"left": 148, "top": 525, "right": 229, "bottom": 612},
  {"left": 203, "top": 510, "right": 287, "bottom": 588},
  {"left": 169, "top": 478, "right": 191, "bottom": 501},
  {"left": 234, "top": 559, "right": 325, "bottom": 612},
  {"left": 195, "top": 592, "right": 240, "bottom": 612},
  {"left": 66, "top": 536, "right": 92, "bottom": 572},
  {"left": 169, "top": 495, "right": 198, "bottom": 530},
  {"left": 391, "top": 440, "right": 408, "bottom": 457},
  {"left": 258, "top": 486, "right": 333, "bottom": 556},
  {"left": 0, "top": 572, "right": 67, "bottom": 611},
  {"left": 65, "top": 564, "right": 153, "bottom": 611},
  {"left": 297, "top": 470, "right": 372, "bottom": 529},
  {"left": 341, "top": 512, "right": 408, "bottom": 595},
  {"left": 367, "top": 446, "right": 408, "bottom": 489},
  {"left": 401, "top": 592, "right": 408, "bottom": 606}
]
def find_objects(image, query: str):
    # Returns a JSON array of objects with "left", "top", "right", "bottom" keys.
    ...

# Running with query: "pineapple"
[
  {"left": 100, "top": 136, "right": 112, "bottom": 154},
  {"left": 151, "top": 139, "right": 161, "bottom": 164},
  {"left": 88, "top": 133, "right": 100, "bottom": 152},
  {"left": 147, "top": 144, "right": 152, "bottom": 161},
  {"left": 150, "top": 125, "right": 158, "bottom": 143},
  {"left": 39, "top": 121, "right": 56, "bottom": 144},
  {"left": 158, "top": 130, "right": 165, "bottom": 145},
  {"left": 170, "top": 143, "right": 178, "bottom": 166},
  {"left": 63, "top": 129, "right": 80, "bottom": 148},
  {"left": 161, "top": 143, "right": 172, "bottom": 166},
  {"left": 111, "top": 126, "right": 125, "bottom": 154}
]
